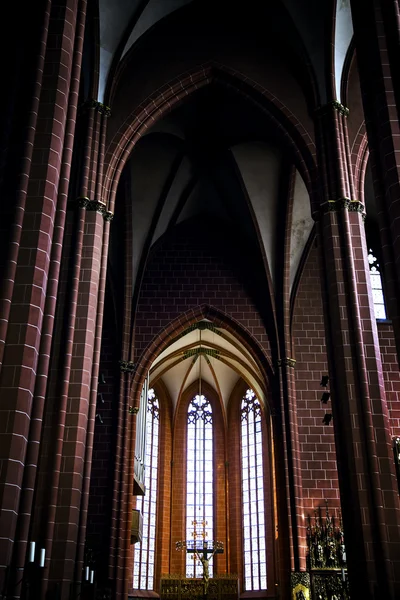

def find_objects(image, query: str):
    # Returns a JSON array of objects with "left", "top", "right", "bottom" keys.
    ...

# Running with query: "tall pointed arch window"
[
  {"left": 368, "top": 248, "right": 386, "bottom": 319},
  {"left": 133, "top": 388, "right": 159, "bottom": 590},
  {"left": 241, "top": 389, "right": 267, "bottom": 591},
  {"left": 186, "top": 393, "right": 213, "bottom": 578}
]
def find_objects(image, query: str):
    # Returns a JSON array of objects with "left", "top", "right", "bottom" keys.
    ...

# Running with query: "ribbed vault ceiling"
[
  {"left": 150, "top": 321, "right": 266, "bottom": 411},
  {"left": 98, "top": 0, "right": 354, "bottom": 104},
  {"left": 125, "top": 84, "right": 314, "bottom": 310}
]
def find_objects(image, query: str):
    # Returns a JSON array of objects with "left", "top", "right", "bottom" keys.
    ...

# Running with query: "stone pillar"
[
  {"left": 350, "top": 0, "right": 400, "bottom": 364},
  {"left": 26, "top": 101, "right": 113, "bottom": 600},
  {"left": 314, "top": 101, "right": 400, "bottom": 599},
  {"left": 0, "top": 1, "right": 85, "bottom": 597},
  {"left": 276, "top": 358, "right": 306, "bottom": 574}
]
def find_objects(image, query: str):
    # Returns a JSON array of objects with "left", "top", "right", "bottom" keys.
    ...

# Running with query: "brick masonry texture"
[
  {"left": 133, "top": 219, "right": 272, "bottom": 366},
  {"left": 292, "top": 245, "right": 340, "bottom": 513},
  {"left": 378, "top": 323, "right": 400, "bottom": 436},
  {"left": 292, "top": 244, "right": 400, "bottom": 515}
]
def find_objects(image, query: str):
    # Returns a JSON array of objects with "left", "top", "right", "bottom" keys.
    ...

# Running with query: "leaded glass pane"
[
  {"left": 133, "top": 388, "right": 159, "bottom": 590},
  {"left": 368, "top": 249, "right": 386, "bottom": 319},
  {"left": 241, "top": 389, "right": 267, "bottom": 591},
  {"left": 186, "top": 393, "right": 214, "bottom": 578}
]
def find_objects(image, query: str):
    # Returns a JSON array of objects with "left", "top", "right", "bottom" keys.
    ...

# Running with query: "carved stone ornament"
[
  {"left": 291, "top": 572, "right": 311, "bottom": 600},
  {"left": 315, "top": 101, "right": 349, "bottom": 117},
  {"left": 277, "top": 357, "right": 296, "bottom": 368},
  {"left": 79, "top": 98, "right": 112, "bottom": 117},
  {"left": 326, "top": 198, "right": 366, "bottom": 220},
  {"left": 77, "top": 197, "right": 113, "bottom": 221},
  {"left": 119, "top": 360, "right": 135, "bottom": 373}
]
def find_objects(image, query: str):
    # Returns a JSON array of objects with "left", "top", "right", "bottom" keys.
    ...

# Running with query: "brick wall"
[
  {"left": 292, "top": 245, "right": 400, "bottom": 515},
  {"left": 133, "top": 219, "right": 271, "bottom": 366},
  {"left": 292, "top": 245, "right": 340, "bottom": 514},
  {"left": 378, "top": 322, "right": 400, "bottom": 436}
]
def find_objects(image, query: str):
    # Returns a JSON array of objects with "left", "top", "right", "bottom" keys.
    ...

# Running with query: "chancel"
[
  {"left": 1, "top": 2, "right": 400, "bottom": 600},
  {"left": 175, "top": 519, "right": 225, "bottom": 597}
]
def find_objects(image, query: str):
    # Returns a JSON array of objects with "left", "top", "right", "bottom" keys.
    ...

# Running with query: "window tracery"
[
  {"left": 133, "top": 388, "right": 159, "bottom": 590},
  {"left": 367, "top": 249, "right": 386, "bottom": 319},
  {"left": 186, "top": 393, "right": 214, "bottom": 579},
  {"left": 241, "top": 389, "right": 267, "bottom": 591}
]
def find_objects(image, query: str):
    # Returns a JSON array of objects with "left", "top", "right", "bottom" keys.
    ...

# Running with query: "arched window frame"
[
  {"left": 133, "top": 388, "right": 160, "bottom": 591},
  {"left": 367, "top": 247, "right": 387, "bottom": 320},
  {"left": 240, "top": 388, "right": 267, "bottom": 591},
  {"left": 227, "top": 380, "right": 275, "bottom": 596},
  {"left": 186, "top": 392, "right": 214, "bottom": 579},
  {"left": 364, "top": 215, "right": 388, "bottom": 322},
  {"left": 170, "top": 380, "right": 228, "bottom": 578},
  {"left": 132, "top": 382, "right": 173, "bottom": 595}
]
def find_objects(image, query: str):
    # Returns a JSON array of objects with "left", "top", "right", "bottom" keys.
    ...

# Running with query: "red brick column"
[
  {"left": 0, "top": 1, "right": 83, "bottom": 596},
  {"left": 20, "top": 98, "right": 112, "bottom": 600},
  {"left": 277, "top": 359, "right": 306, "bottom": 574},
  {"left": 350, "top": 0, "right": 400, "bottom": 364},
  {"left": 314, "top": 101, "right": 400, "bottom": 599},
  {"left": 0, "top": 0, "right": 51, "bottom": 369},
  {"left": 154, "top": 384, "right": 173, "bottom": 588},
  {"left": 119, "top": 366, "right": 137, "bottom": 600},
  {"left": 6, "top": 3, "right": 88, "bottom": 598}
]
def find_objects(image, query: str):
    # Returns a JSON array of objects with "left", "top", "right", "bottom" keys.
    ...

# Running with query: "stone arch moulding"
[
  {"left": 129, "top": 304, "right": 274, "bottom": 415},
  {"left": 102, "top": 62, "right": 318, "bottom": 215},
  {"left": 352, "top": 130, "right": 369, "bottom": 204}
]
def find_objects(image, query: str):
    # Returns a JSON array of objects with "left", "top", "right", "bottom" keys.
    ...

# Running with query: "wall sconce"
[
  {"left": 320, "top": 375, "right": 329, "bottom": 387},
  {"left": 322, "top": 413, "right": 333, "bottom": 425},
  {"left": 26, "top": 542, "right": 45, "bottom": 567},
  {"left": 321, "top": 392, "right": 330, "bottom": 404},
  {"left": 2, "top": 542, "right": 45, "bottom": 597},
  {"left": 83, "top": 548, "right": 95, "bottom": 588}
]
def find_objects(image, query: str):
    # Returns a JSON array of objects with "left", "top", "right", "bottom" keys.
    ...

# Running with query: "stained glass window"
[
  {"left": 186, "top": 394, "right": 213, "bottom": 578},
  {"left": 368, "top": 249, "right": 386, "bottom": 319},
  {"left": 133, "top": 388, "right": 159, "bottom": 590},
  {"left": 241, "top": 389, "right": 267, "bottom": 591}
]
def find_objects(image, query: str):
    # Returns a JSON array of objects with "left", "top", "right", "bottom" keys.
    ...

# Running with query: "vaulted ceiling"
[
  {"left": 101, "top": 0, "right": 359, "bottom": 399},
  {"left": 124, "top": 84, "right": 314, "bottom": 305},
  {"left": 98, "top": 0, "right": 353, "bottom": 105},
  {"left": 150, "top": 321, "right": 266, "bottom": 411}
]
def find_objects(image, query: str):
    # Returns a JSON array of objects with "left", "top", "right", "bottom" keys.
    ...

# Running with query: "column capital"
[
  {"left": 276, "top": 357, "right": 296, "bottom": 369},
  {"left": 315, "top": 100, "right": 349, "bottom": 117},
  {"left": 322, "top": 198, "right": 366, "bottom": 220},
  {"left": 79, "top": 99, "right": 112, "bottom": 117},
  {"left": 119, "top": 360, "right": 135, "bottom": 373},
  {"left": 77, "top": 197, "right": 114, "bottom": 221}
]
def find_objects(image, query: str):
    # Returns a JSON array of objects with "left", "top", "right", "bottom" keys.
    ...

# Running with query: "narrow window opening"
[
  {"left": 368, "top": 249, "right": 386, "bottom": 319},
  {"left": 186, "top": 393, "right": 213, "bottom": 578},
  {"left": 133, "top": 388, "right": 159, "bottom": 590},
  {"left": 241, "top": 389, "right": 267, "bottom": 591}
]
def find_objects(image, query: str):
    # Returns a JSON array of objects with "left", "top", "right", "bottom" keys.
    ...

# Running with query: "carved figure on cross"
[{"left": 176, "top": 519, "right": 224, "bottom": 594}]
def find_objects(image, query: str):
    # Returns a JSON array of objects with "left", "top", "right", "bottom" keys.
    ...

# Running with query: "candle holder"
[{"left": 0, "top": 543, "right": 46, "bottom": 600}]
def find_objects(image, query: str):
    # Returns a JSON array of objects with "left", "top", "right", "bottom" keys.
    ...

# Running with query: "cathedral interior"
[{"left": 1, "top": 1, "right": 400, "bottom": 599}]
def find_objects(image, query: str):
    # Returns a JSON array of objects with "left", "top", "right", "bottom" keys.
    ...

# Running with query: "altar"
[{"left": 160, "top": 574, "right": 239, "bottom": 599}]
